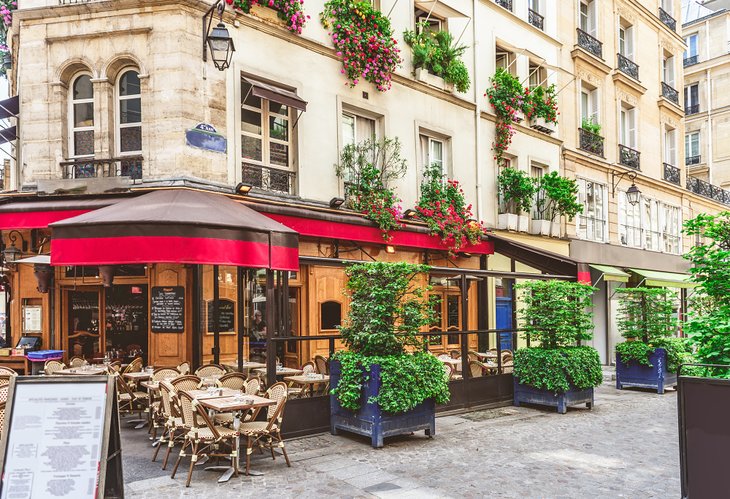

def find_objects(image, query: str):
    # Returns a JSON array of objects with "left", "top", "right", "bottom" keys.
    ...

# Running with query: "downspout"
[
  {"left": 472, "top": 0, "right": 483, "bottom": 222},
  {"left": 706, "top": 68, "right": 713, "bottom": 184}
]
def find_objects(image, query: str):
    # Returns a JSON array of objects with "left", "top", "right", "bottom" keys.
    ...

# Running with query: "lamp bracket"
[{"left": 611, "top": 170, "right": 637, "bottom": 197}]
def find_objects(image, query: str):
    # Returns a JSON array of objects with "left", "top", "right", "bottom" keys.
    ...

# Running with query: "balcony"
[
  {"left": 686, "top": 155, "right": 701, "bottom": 166},
  {"left": 661, "top": 82, "right": 679, "bottom": 105},
  {"left": 658, "top": 7, "right": 676, "bottom": 32},
  {"left": 60, "top": 156, "right": 143, "bottom": 180},
  {"left": 494, "top": 0, "right": 512, "bottom": 10},
  {"left": 528, "top": 9, "right": 544, "bottom": 30},
  {"left": 663, "top": 163, "right": 680, "bottom": 185},
  {"left": 684, "top": 55, "right": 699, "bottom": 67},
  {"left": 578, "top": 128, "right": 604, "bottom": 157},
  {"left": 242, "top": 163, "right": 296, "bottom": 195},
  {"left": 577, "top": 28, "right": 603, "bottom": 59},
  {"left": 618, "top": 145, "right": 640, "bottom": 170},
  {"left": 685, "top": 104, "right": 700, "bottom": 115},
  {"left": 687, "top": 176, "right": 730, "bottom": 205},
  {"left": 617, "top": 53, "right": 639, "bottom": 81}
]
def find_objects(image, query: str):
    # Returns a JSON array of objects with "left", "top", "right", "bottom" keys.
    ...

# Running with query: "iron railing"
[
  {"left": 687, "top": 177, "right": 730, "bottom": 205},
  {"left": 578, "top": 128, "right": 604, "bottom": 156},
  {"left": 684, "top": 55, "right": 699, "bottom": 67},
  {"left": 686, "top": 155, "right": 701, "bottom": 166},
  {"left": 685, "top": 104, "right": 700, "bottom": 115},
  {"left": 528, "top": 9, "right": 544, "bottom": 30},
  {"left": 661, "top": 82, "right": 679, "bottom": 105},
  {"left": 663, "top": 163, "right": 680, "bottom": 185},
  {"left": 60, "top": 156, "right": 143, "bottom": 180},
  {"left": 617, "top": 53, "right": 640, "bottom": 80},
  {"left": 618, "top": 145, "right": 641, "bottom": 170},
  {"left": 495, "top": 0, "right": 512, "bottom": 10},
  {"left": 241, "top": 163, "right": 296, "bottom": 195},
  {"left": 658, "top": 7, "right": 676, "bottom": 31},
  {"left": 577, "top": 28, "right": 602, "bottom": 59}
]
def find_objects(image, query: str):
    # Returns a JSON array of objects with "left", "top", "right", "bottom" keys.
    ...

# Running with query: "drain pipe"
[{"left": 472, "top": 0, "right": 483, "bottom": 222}]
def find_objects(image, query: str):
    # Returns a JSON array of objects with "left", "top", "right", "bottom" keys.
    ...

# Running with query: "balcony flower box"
[
  {"left": 497, "top": 213, "right": 518, "bottom": 231},
  {"left": 415, "top": 68, "right": 454, "bottom": 93},
  {"left": 530, "top": 116, "right": 557, "bottom": 134},
  {"left": 616, "top": 347, "right": 677, "bottom": 394},
  {"left": 529, "top": 219, "right": 551, "bottom": 236}
]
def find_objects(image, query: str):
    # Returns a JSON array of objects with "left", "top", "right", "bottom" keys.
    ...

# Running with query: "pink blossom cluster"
[
  {"left": 228, "top": 0, "right": 309, "bottom": 34},
  {"left": 0, "top": 1, "right": 14, "bottom": 28}
]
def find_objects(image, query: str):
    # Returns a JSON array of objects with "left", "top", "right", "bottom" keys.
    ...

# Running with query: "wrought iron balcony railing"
[
  {"left": 577, "top": 28, "right": 602, "bottom": 59},
  {"left": 528, "top": 9, "right": 544, "bottom": 30},
  {"left": 687, "top": 176, "right": 730, "bottom": 205},
  {"left": 60, "top": 156, "right": 143, "bottom": 180},
  {"left": 617, "top": 53, "right": 640, "bottom": 81},
  {"left": 661, "top": 82, "right": 679, "bottom": 105},
  {"left": 578, "top": 128, "right": 604, "bottom": 156},
  {"left": 685, "top": 155, "right": 701, "bottom": 166},
  {"left": 685, "top": 104, "right": 700, "bottom": 115},
  {"left": 663, "top": 163, "right": 680, "bottom": 185},
  {"left": 241, "top": 163, "right": 296, "bottom": 195},
  {"left": 618, "top": 144, "right": 641, "bottom": 170},
  {"left": 684, "top": 55, "right": 699, "bottom": 67},
  {"left": 495, "top": 0, "right": 512, "bottom": 11},
  {"left": 658, "top": 7, "right": 676, "bottom": 32}
]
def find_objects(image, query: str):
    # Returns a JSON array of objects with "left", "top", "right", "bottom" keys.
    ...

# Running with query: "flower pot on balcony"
[
  {"left": 497, "top": 213, "right": 519, "bottom": 231},
  {"left": 531, "top": 117, "right": 557, "bottom": 134},
  {"left": 530, "top": 219, "right": 551, "bottom": 236},
  {"left": 415, "top": 68, "right": 453, "bottom": 92},
  {"left": 550, "top": 221, "right": 562, "bottom": 238},
  {"left": 517, "top": 215, "right": 530, "bottom": 233}
]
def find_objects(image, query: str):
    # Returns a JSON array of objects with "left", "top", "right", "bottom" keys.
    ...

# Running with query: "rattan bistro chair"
[
  {"left": 195, "top": 364, "right": 226, "bottom": 378},
  {"left": 239, "top": 382, "right": 291, "bottom": 475},
  {"left": 0, "top": 367, "right": 16, "bottom": 376},
  {"left": 68, "top": 356, "right": 86, "bottom": 368},
  {"left": 313, "top": 355, "right": 329, "bottom": 375},
  {"left": 44, "top": 359, "right": 65, "bottom": 375},
  {"left": 469, "top": 360, "right": 488, "bottom": 378},
  {"left": 115, "top": 373, "right": 148, "bottom": 419},
  {"left": 176, "top": 361, "right": 190, "bottom": 375},
  {"left": 155, "top": 382, "right": 188, "bottom": 470},
  {"left": 218, "top": 372, "right": 246, "bottom": 391},
  {"left": 244, "top": 377, "right": 261, "bottom": 396}
]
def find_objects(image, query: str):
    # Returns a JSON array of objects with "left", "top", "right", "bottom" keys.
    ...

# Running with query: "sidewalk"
[{"left": 122, "top": 382, "right": 679, "bottom": 498}]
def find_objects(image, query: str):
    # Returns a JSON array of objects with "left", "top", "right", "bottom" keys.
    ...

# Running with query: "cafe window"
[
  {"left": 241, "top": 79, "right": 293, "bottom": 169},
  {"left": 69, "top": 73, "right": 94, "bottom": 158}
]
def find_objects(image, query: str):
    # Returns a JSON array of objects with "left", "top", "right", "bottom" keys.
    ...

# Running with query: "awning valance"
[
  {"left": 0, "top": 197, "right": 121, "bottom": 229},
  {"left": 629, "top": 268, "right": 696, "bottom": 289},
  {"left": 488, "top": 232, "right": 583, "bottom": 279},
  {"left": 241, "top": 76, "right": 307, "bottom": 112},
  {"left": 50, "top": 189, "right": 299, "bottom": 270},
  {"left": 590, "top": 264, "right": 630, "bottom": 283}
]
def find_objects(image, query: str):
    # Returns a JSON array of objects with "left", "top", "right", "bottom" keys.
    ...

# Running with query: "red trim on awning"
[
  {"left": 51, "top": 236, "right": 299, "bottom": 271},
  {"left": 0, "top": 209, "right": 93, "bottom": 229},
  {"left": 266, "top": 213, "right": 494, "bottom": 254}
]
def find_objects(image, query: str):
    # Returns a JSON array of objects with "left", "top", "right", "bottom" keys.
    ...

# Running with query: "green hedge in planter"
[{"left": 513, "top": 346, "right": 603, "bottom": 393}]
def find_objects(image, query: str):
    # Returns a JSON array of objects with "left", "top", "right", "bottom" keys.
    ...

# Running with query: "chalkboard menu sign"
[
  {"left": 207, "top": 299, "right": 235, "bottom": 333},
  {"left": 150, "top": 286, "right": 185, "bottom": 333}
]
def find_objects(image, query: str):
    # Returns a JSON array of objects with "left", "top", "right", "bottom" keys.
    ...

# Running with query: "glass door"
[
  {"left": 67, "top": 289, "right": 102, "bottom": 361},
  {"left": 104, "top": 285, "right": 148, "bottom": 365},
  {"left": 428, "top": 289, "right": 463, "bottom": 353}
]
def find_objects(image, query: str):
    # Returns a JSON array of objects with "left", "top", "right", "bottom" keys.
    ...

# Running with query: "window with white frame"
[
  {"left": 684, "top": 34, "right": 698, "bottom": 60},
  {"left": 580, "top": 84, "right": 599, "bottom": 127},
  {"left": 70, "top": 74, "right": 94, "bottom": 158},
  {"left": 117, "top": 70, "right": 141, "bottom": 154},
  {"left": 618, "top": 22, "right": 634, "bottom": 60},
  {"left": 415, "top": 9, "right": 444, "bottom": 32},
  {"left": 618, "top": 190, "right": 642, "bottom": 248},
  {"left": 664, "top": 127, "right": 677, "bottom": 166},
  {"left": 662, "top": 203, "right": 681, "bottom": 254},
  {"left": 528, "top": 63, "right": 546, "bottom": 90},
  {"left": 241, "top": 79, "right": 293, "bottom": 170},
  {"left": 663, "top": 54, "right": 675, "bottom": 88},
  {"left": 341, "top": 109, "right": 378, "bottom": 183},
  {"left": 530, "top": 164, "right": 544, "bottom": 219},
  {"left": 579, "top": 0, "right": 596, "bottom": 36},
  {"left": 420, "top": 135, "right": 445, "bottom": 175},
  {"left": 619, "top": 104, "right": 637, "bottom": 148},
  {"left": 661, "top": 0, "right": 673, "bottom": 15},
  {"left": 642, "top": 197, "right": 661, "bottom": 251},
  {"left": 496, "top": 46, "right": 515, "bottom": 75},
  {"left": 577, "top": 178, "right": 607, "bottom": 241},
  {"left": 684, "top": 84, "right": 699, "bottom": 113},
  {"left": 685, "top": 132, "right": 700, "bottom": 163}
]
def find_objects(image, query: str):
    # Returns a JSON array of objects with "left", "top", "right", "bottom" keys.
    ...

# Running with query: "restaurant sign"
[{"left": 185, "top": 122, "right": 227, "bottom": 153}]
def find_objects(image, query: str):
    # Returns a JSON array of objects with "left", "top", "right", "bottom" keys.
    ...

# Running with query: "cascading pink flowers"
[
  {"left": 227, "top": 0, "right": 309, "bottom": 34},
  {"left": 0, "top": 0, "right": 16, "bottom": 55}
]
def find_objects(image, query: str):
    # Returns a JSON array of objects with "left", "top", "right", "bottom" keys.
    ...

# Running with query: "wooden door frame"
[{"left": 61, "top": 285, "right": 105, "bottom": 363}]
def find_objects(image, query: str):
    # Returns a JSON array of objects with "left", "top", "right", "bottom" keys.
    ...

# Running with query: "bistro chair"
[
  {"left": 313, "top": 355, "right": 329, "bottom": 375},
  {"left": 218, "top": 372, "right": 246, "bottom": 391},
  {"left": 468, "top": 360, "right": 488, "bottom": 378},
  {"left": 468, "top": 350, "right": 480, "bottom": 362},
  {"left": 177, "top": 361, "right": 191, "bottom": 375},
  {"left": 239, "top": 381, "right": 291, "bottom": 475},
  {"left": 68, "top": 356, "right": 86, "bottom": 368},
  {"left": 152, "top": 367, "right": 180, "bottom": 382},
  {"left": 123, "top": 357, "right": 143, "bottom": 375},
  {"left": 502, "top": 360, "right": 514, "bottom": 374},
  {"left": 244, "top": 377, "right": 261, "bottom": 396},
  {"left": 170, "top": 391, "right": 240, "bottom": 487},
  {"left": 449, "top": 349, "right": 461, "bottom": 359},
  {"left": 154, "top": 381, "right": 187, "bottom": 470},
  {"left": 194, "top": 364, "right": 226, "bottom": 378},
  {"left": 301, "top": 361, "right": 315, "bottom": 375},
  {"left": 108, "top": 360, "right": 122, "bottom": 373},
  {"left": 442, "top": 363, "right": 454, "bottom": 381},
  {"left": 115, "top": 373, "right": 148, "bottom": 420},
  {"left": 44, "top": 359, "right": 65, "bottom": 375},
  {"left": 0, "top": 401, "right": 6, "bottom": 438},
  {"left": 0, "top": 367, "right": 15, "bottom": 376}
]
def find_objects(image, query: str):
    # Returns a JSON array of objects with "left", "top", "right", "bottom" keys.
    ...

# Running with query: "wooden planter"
[
  {"left": 616, "top": 347, "right": 677, "bottom": 394},
  {"left": 330, "top": 360, "right": 436, "bottom": 448},
  {"left": 513, "top": 378, "right": 594, "bottom": 414}
]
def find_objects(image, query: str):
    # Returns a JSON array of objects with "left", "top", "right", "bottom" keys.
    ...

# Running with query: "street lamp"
[
  {"left": 625, "top": 182, "right": 641, "bottom": 206},
  {"left": 203, "top": 0, "right": 236, "bottom": 71},
  {"left": 611, "top": 170, "right": 641, "bottom": 206},
  {"left": 2, "top": 230, "right": 26, "bottom": 266}
]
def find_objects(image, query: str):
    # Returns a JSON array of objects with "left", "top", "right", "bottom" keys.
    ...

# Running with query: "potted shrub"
[
  {"left": 513, "top": 280, "right": 603, "bottom": 414},
  {"left": 330, "top": 262, "right": 450, "bottom": 448},
  {"left": 403, "top": 22, "right": 470, "bottom": 93},
  {"left": 497, "top": 167, "right": 534, "bottom": 232},
  {"left": 537, "top": 172, "right": 582, "bottom": 238},
  {"left": 614, "top": 288, "right": 692, "bottom": 393},
  {"left": 529, "top": 84, "right": 558, "bottom": 134}
]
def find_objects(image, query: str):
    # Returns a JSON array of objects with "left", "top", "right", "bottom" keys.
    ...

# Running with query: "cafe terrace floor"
[{"left": 121, "top": 382, "right": 680, "bottom": 498}]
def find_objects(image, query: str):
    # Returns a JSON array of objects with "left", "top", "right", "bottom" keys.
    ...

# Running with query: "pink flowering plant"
[
  {"left": 336, "top": 137, "right": 407, "bottom": 240},
  {"left": 227, "top": 0, "right": 308, "bottom": 34},
  {"left": 416, "top": 165, "right": 485, "bottom": 255},
  {"left": 0, "top": 0, "right": 16, "bottom": 73},
  {"left": 320, "top": 0, "right": 402, "bottom": 91},
  {"left": 530, "top": 84, "right": 559, "bottom": 124}
]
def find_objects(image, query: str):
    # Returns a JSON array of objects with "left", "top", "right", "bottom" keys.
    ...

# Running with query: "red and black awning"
[
  {"left": 0, "top": 197, "right": 121, "bottom": 229},
  {"left": 50, "top": 189, "right": 299, "bottom": 270}
]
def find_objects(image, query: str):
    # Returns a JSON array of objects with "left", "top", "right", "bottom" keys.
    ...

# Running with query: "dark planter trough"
[
  {"left": 329, "top": 360, "right": 436, "bottom": 448},
  {"left": 616, "top": 347, "right": 677, "bottom": 394},
  {"left": 513, "top": 378, "right": 594, "bottom": 414}
]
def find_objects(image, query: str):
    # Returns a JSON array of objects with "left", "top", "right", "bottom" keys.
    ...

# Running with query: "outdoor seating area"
[{"left": 435, "top": 349, "right": 513, "bottom": 379}]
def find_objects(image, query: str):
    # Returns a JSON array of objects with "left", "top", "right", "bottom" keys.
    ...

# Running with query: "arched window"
[
  {"left": 70, "top": 74, "right": 94, "bottom": 158},
  {"left": 117, "top": 69, "right": 141, "bottom": 154},
  {"left": 320, "top": 301, "right": 342, "bottom": 330}
]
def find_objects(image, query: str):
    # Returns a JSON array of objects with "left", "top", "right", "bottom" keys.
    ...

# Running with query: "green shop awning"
[
  {"left": 629, "top": 268, "right": 697, "bottom": 289},
  {"left": 590, "top": 264, "right": 630, "bottom": 283}
]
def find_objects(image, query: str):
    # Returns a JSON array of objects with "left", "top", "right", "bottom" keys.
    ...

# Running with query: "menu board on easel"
[
  {"left": 150, "top": 286, "right": 185, "bottom": 333},
  {"left": 0, "top": 376, "right": 123, "bottom": 499}
]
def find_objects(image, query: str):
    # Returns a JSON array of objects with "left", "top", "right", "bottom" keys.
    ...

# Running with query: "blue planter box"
[
  {"left": 329, "top": 360, "right": 436, "bottom": 448},
  {"left": 616, "top": 347, "right": 677, "bottom": 394},
  {"left": 513, "top": 378, "right": 594, "bottom": 414}
]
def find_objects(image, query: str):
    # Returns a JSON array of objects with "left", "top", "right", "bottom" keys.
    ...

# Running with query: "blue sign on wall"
[{"left": 185, "top": 123, "right": 227, "bottom": 153}]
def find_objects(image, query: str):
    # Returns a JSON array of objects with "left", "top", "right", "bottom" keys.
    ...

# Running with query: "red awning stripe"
[
  {"left": 0, "top": 209, "right": 94, "bottom": 230},
  {"left": 266, "top": 213, "right": 494, "bottom": 255},
  {"left": 50, "top": 236, "right": 299, "bottom": 271}
]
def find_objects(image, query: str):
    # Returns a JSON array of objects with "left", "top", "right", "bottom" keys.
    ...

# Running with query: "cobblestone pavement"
[{"left": 122, "top": 382, "right": 679, "bottom": 498}]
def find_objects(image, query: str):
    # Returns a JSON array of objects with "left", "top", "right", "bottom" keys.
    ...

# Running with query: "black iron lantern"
[
  {"left": 2, "top": 230, "right": 26, "bottom": 265},
  {"left": 207, "top": 23, "right": 235, "bottom": 71},
  {"left": 626, "top": 183, "right": 641, "bottom": 206}
]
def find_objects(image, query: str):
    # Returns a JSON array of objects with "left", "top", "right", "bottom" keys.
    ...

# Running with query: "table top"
[
  {"left": 57, "top": 366, "right": 108, "bottom": 375},
  {"left": 284, "top": 374, "right": 330, "bottom": 385},
  {"left": 476, "top": 352, "right": 499, "bottom": 359},
  {"left": 223, "top": 361, "right": 267, "bottom": 370},
  {"left": 198, "top": 394, "right": 275, "bottom": 412},
  {"left": 253, "top": 367, "right": 304, "bottom": 376},
  {"left": 185, "top": 387, "right": 241, "bottom": 400},
  {"left": 439, "top": 358, "right": 462, "bottom": 365},
  {"left": 124, "top": 371, "right": 152, "bottom": 380}
]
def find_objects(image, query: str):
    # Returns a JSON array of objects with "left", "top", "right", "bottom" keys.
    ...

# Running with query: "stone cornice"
[{"left": 480, "top": 111, "right": 563, "bottom": 147}]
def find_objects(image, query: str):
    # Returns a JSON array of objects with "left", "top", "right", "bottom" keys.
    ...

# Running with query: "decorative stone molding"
[
  {"left": 576, "top": 68, "right": 602, "bottom": 87},
  {"left": 660, "top": 113, "right": 677, "bottom": 127},
  {"left": 616, "top": 88, "right": 638, "bottom": 106},
  {"left": 616, "top": 3, "right": 637, "bottom": 24}
]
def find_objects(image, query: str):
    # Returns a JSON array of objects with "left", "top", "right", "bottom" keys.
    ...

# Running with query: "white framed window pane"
[
  {"left": 269, "top": 115, "right": 289, "bottom": 141},
  {"left": 120, "top": 126, "right": 142, "bottom": 153},
  {"left": 269, "top": 142, "right": 289, "bottom": 167},
  {"left": 429, "top": 139, "right": 443, "bottom": 170},
  {"left": 581, "top": 91, "right": 589, "bottom": 121},
  {"left": 73, "top": 75, "right": 93, "bottom": 100},
  {"left": 356, "top": 117, "right": 376, "bottom": 143},
  {"left": 119, "top": 71, "right": 140, "bottom": 97},
  {"left": 74, "top": 103, "right": 94, "bottom": 127},
  {"left": 242, "top": 136, "right": 263, "bottom": 161},
  {"left": 242, "top": 109, "right": 262, "bottom": 135},
  {"left": 120, "top": 98, "right": 141, "bottom": 124},
  {"left": 342, "top": 114, "right": 356, "bottom": 147}
]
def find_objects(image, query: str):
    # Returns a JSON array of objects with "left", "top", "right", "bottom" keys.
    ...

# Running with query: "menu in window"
[{"left": 0, "top": 381, "right": 107, "bottom": 499}]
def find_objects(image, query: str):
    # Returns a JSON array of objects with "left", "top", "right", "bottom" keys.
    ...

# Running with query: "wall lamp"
[
  {"left": 329, "top": 197, "right": 345, "bottom": 208},
  {"left": 2, "top": 230, "right": 27, "bottom": 265},
  {"left": 611, "top": 170, "right": 641, "bottom": 206},
  {"left": 403, "top": 209, "right": 418, "bottom": 219},
  {"left": 203, "top": 0, "right": 236, "bottom": 71},
  {"left": 235, "top": 182, "right": 252, "bottom": 195}
]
